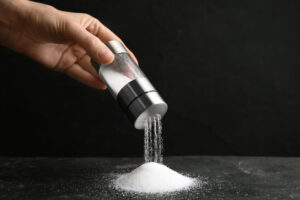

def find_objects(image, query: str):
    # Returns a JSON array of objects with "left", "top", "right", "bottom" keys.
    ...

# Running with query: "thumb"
[{"left": 65, "top": 22, "right": 114, "bottom": 64}]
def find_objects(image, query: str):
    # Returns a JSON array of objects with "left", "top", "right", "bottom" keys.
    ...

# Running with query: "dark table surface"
[{"left": 0, "top": 156, "right": 299, "bottom": 200}]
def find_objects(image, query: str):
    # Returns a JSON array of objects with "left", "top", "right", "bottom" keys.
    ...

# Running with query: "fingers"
[
  {"left": 57, "top": 45, "right": 106, "bottom": 90},
  {"left": 64, "top": 63, "right": 106, "bottom": 90},
  {"left": 65, "top": 22, "right": 114, "bottom": 64},
  {"left": 89, "top": 22, "right": 139, "bottom": 65},
  {"left": 61, "top": 15, "right": 140, "bottom": 90},
  {"left": 54, "top": 44, "right": 86, "bottom": 70},
  {"left": 77, "top": 54, "right": 107, "bottom": 89},
  {"left": 77, "top": 54, "right": 99, "bottom": 78}
]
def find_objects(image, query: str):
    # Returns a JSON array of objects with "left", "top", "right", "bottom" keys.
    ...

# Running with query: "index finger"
[{"left": 89, "top": 21, "right": 139, "bottom": 65}]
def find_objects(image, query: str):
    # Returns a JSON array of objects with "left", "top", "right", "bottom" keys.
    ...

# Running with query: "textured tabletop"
[{"left": 0, "top": 156, "right": 299, "bottom": 200}]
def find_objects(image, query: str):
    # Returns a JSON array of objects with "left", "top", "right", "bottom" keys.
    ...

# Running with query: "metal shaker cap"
[
  {"left": 93, "top": 40, "right": 168, "bottom": 129},
  {"left": 105, "top": 40, "right": 127, "bottom": 54},
  {"left": 117, "top": 78, "right": 168, "bottom": 129},
  {"left": 128, "top": 92, "right": 168, "bottom": 129}
]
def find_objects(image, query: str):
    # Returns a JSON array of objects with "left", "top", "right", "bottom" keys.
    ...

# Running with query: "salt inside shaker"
[{"left": 91, "top": 40, "right": 167, "bottom": 129}]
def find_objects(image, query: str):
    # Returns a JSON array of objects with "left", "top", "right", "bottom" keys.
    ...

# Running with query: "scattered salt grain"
[{"left": 114, "top": 162, "right": 196, "bottom": 193}]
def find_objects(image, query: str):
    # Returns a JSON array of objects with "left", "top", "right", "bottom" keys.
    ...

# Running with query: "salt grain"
[{"left": 115, "top": 162, "right": 196, "bottom": 193}]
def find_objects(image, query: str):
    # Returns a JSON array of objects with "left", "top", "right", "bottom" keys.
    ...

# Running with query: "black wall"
[{"left": 1, "top": 0, "right": 299, "bottom": 156}]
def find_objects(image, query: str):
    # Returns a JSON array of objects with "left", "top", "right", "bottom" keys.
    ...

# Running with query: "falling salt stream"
[
  {"left": 144, "top": 121, "right": 150, "bottom": 163},
  {"left": 144, "top": 114, "right": 163, "bottom": 163},
  {"left": 157, "top": 115, "right": 163, "bottom": 163},
  {"left": 114, "top": 114, "right": 197, "bottom": 194},
  {"left": 148, "top": 117, "right": 153, "bottom": 162}
]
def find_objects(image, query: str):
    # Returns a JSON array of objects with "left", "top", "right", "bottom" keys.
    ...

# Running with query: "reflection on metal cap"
[
  {"left": 105, "top": 40, "right": 127, "bottom": 54},
  {"left": 117, "top": 78, "right": 168, "bottom": 130},
  {"left": 130, "top": 92, "right": 168, "bottom": 130}
]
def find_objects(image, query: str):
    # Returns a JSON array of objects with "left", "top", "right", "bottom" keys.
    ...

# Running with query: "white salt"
[
  {"left": 114, "top": 162, "right": 196, "bottom": 193},
  {"left": 144, "top": 115, "right": 163, "bottom": 163},
  {"left": 99, "top": 67, "right": 132, "bottom": 96}
]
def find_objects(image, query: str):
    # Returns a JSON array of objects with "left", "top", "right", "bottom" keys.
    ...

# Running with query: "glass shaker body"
[
  {"left": 99, "top": 53, "right": 145, "bottom": 98},
  {"left": 92, "top": 40, "right": 167, "bottom": 129}
]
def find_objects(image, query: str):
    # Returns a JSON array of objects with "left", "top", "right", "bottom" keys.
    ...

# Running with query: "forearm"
[
  {"left": 0, "top": 0, "right": 28, "bottom": 27},
  {"left": 0, "top": 0, "right": 28, "bottom": 47}
]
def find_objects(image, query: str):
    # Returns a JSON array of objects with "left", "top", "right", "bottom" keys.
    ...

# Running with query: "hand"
[{"left": 0, "top": 0, "right": 137, "bottom": 89}]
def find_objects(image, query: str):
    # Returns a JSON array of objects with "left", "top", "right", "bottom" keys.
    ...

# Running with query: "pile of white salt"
[{"left": 114, "top": 162, "right": 196, "bottom": 193}]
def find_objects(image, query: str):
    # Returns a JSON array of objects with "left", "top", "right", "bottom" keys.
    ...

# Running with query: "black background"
[{"left": 0, "top": 0, "right": 299, "bottom": 157}]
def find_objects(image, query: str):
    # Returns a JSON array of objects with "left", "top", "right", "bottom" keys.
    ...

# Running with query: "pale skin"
[{"left": 0, "top": 0, "right": 138, "bottom": 89}]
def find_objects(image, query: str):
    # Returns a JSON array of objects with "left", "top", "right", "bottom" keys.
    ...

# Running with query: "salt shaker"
[{"left": 91, "top": 40, "right": 168, "bottom": 129}]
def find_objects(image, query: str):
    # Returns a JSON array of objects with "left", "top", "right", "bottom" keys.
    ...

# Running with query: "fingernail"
[
  {"left": 98, "top": 48, "right": 114, "bottom": 64},
  {"left": 96, "top": 77, "right": 107, "bottom": 90},
  {"left": 98, "top": 83, "right": 107, "bottom": 90}
]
